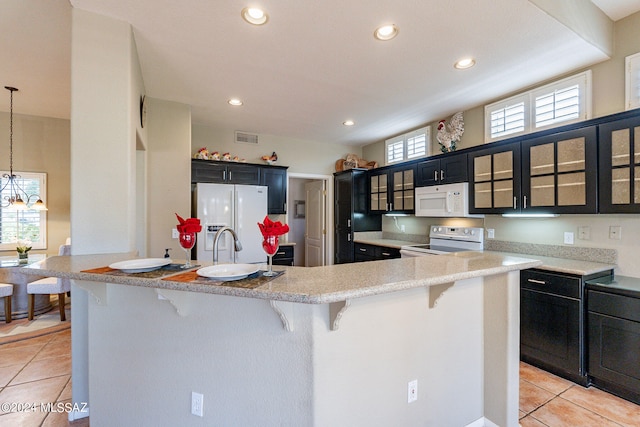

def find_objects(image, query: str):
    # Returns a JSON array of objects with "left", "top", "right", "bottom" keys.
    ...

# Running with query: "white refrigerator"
[{"left": 194, "top": 183, "right": 268, "bottom": 264}]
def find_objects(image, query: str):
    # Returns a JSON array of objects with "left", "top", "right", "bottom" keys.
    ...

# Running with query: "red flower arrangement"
[
  {"left": 175, "top": 213, "right": 202, "bottom": 234},
  {"left": 257, "top": 216, "right": 289, "bottom": 255}
]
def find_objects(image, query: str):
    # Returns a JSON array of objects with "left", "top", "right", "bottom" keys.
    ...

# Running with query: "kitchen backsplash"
[{"left": 485, "top": 240, "right": 618, "bottom": 264}]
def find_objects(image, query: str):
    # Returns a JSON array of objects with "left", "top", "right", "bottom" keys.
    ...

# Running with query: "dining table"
[{"left": 0, "top": 254, "right": 52, "bottom": 321}]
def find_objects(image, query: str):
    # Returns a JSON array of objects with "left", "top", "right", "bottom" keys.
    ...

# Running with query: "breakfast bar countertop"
[{"left": 17, "top": 251, "right": 542, "bottom": 304}]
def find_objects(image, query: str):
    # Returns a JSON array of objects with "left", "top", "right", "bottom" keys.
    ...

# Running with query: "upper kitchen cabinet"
[
  {"left": 191, "top": 159, "right": 261, "bottom": 185},
  {"left": 260, "top": 166, "right": 288, "bottom": 214},
  {"left": 369, "top": 164, "right": 416, "bottom": 214},
  {"left": 334, "top": 169, "right": 381, "bottom": 264},
  {"left": 469, "top": 142, "right": 521, "bottom": 214},
  {"left": 416, "top": 152, "right": 468, "bottom": 186},
  {"left": 598, "top": 115, "right": 640, "bottom": 213},
  {"left": 192, "top": 160, "right": 288, "bottom": 214},
  {"left": 521, "top": 126, "right": 597, "bottom": 214}
]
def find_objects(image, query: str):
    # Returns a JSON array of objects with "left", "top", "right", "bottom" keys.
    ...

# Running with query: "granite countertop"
[
  {"left": 485, "top": 251, "right": 615, "bottom": 277},
  {"left": 353, "top": 237, "right": 615, "bottom": 276},
  {"left": 16, "top": 252, "right": 541, "bottom": 304}
]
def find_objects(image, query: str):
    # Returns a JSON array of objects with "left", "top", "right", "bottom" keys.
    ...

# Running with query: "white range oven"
[{"left": 400, "top": 226, "right": 484, "bottom": 257}]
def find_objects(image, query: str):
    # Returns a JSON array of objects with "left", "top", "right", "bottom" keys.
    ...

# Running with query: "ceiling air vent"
[{"left": 235, "top": 131, "right": 259, "bottom": 145}]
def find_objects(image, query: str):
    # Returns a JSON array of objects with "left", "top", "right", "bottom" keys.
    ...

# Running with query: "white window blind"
[
  {"left": 626, "top": 52, "right": 640, "bottom": 110},
  {"left": 485, "top": 71, "right": 591, "bottom": 142},
  {"left": 385, "top": 127, "right": 430, "bottom": 165},
  {"left": 386, "top": 138, "right": 404, "bottom": 164},
  {"left": 0, "top": 172, "right": 47, "bottom": 250}
]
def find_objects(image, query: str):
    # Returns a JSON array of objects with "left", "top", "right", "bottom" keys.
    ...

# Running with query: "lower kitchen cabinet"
[
  {"left": 520, "top": 268, "right": 611, "bottom": 385},
  {"left": 354, "top": 243, "right": 400, "bottom": 262},
  {"left": 272, "top": 245, "right": 294, "bottom": 266},
  {"left": 586, "top": 277, "right": 640, "bottom": 404}
]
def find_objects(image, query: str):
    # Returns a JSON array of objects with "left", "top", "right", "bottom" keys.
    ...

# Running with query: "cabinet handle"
[
  {"left": 382, "top": 252, "right": 391, "bottom": 256},
  {"left": 223, "top": 170, "right": 227, "bottom": 181},
  {"left": 229, "top": 171, "right": 232, "bottom": 181},
  {"left": 276, "top": 251, "right": 286, "bottom": 255},
  {"left": 513, "top": 197, "right": 517, "bottom": 210},
  {"left": 440, "top": 170, "right": 444, "bottom": 181},
  {"left": 434, "top": 171, "right": 438, "bottom": 181},
  {"left": 359, "top": 248, "right": 366, "bottom": 252},
  {"left": 348, "top": 234, "right": 351, "bottom": 242},
  {"left": 527, "top": 278, "right": 546, "bottom": 285},
  {"left": 347, "top": 219, "right": 351, "bottom": 227},
  {"left": 524, "top": 195, "right": 527, "bottom": 209}
]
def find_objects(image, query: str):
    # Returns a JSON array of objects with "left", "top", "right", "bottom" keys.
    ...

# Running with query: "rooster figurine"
[{"left": 436, "top": 112, "right": 464, "bottom": 153}]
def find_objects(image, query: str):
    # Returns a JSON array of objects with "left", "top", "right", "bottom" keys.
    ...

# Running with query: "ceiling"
[{"left": 1, "top": 1, "right": 639, "bottom": 147}]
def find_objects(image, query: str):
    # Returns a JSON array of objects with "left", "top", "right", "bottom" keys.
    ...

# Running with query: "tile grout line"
[{"left": 555, "top": 392, "right": 628, "bottom": 427}]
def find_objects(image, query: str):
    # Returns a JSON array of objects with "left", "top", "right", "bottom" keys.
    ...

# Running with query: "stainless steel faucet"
[{"left": 212, "top": 226, "right": 243, "bottom": 264}]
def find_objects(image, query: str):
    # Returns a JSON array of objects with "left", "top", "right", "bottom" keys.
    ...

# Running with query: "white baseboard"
[{"left": 67, "top": 405, "right": 90, "bottom": 422}]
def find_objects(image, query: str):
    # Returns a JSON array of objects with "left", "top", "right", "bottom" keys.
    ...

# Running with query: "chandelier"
[{"left": 1, "top": 86, "right": 47, "bottom": 210}]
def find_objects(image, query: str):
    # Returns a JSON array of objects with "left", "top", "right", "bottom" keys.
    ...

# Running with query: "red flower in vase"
[
  {"left": 257, "top": 216, "right": 289, "bottom": 239},
  {"left": 175, "top": 213, "right": 202, "bottom": 234},
  {"left": 262, "top": 235, "right": 279, "bottom": 255}
]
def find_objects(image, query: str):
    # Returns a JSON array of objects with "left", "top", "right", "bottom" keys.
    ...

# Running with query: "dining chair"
[
  {"left": 0, "top": 283, "right": 13, "bottom": 323},
  {"left": 27, "top": 244, "right": 71, "bottom": 321}
]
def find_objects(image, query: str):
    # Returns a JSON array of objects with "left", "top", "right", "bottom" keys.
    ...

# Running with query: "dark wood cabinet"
[
  {"left": 260, "top": 166, "right": 288, "bottom": 214},
  {"left": 192, "top": 160, "right": 288, "bottom": 215},
  {"left": 369, "top": 164, "right": 416, "bottom": 214},
  {"left": 587, "top": 287, "right": 640, "bottom": 404},
  {"left": 272, "top": 245, "right": 294, "bottom": 266},
  {"left": 416, "top": 153, "right": 468, "bottom": 186},
  {"left": 191, "top": 159, "right": 260, "bottom": 184},
  {"left": 521, "top": 126, "right": 597, "bottom": 214},
  {"left": 469, "top": 142, "right": 521, "bottom": 214},
  {"left": 598, "top": 115, "right": 640, "bottom": 213},
  {"left": 334, "top": 169, "right": 381, "bottom": 264},
  {"left": 354, "top": 243, "right": 400, "bottom": 262}
]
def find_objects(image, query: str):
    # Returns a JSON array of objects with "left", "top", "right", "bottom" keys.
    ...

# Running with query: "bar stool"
[
  {"left": 27, "top": 244, "right": 71, "bottom": 321},
  {"left": 0, "top": 283, "right": 13, "bottom": 323}
]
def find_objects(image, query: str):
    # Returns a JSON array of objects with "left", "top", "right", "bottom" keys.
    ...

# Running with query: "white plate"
[
  {"left": 196, "top": 264, "right": 259, "bottom": 281},
  {"left": 109, "top": 258, "right": 172, "bottom": 273}
]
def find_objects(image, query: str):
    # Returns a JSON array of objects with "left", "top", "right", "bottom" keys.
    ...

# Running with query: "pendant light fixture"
[{"left": 1, "top": 86, "right": 47, "bottom": 210}]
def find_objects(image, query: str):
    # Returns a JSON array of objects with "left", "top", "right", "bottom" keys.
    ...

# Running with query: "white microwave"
[{"left": 414, "top": 182, "right": 479, "bottom": 217}]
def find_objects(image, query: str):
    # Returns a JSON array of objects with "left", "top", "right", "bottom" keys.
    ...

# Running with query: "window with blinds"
[
  {"left": 385, "top": 127, "right": 430, "bottom": 165},
  {"left": 626, "top": 52, "right": 640, "bottom": 110},
  {"left": 485, "top": 71, "right": 591, "bottom": 142},
  {"left": 0, "top": 172, "right": 47, "bottom": 250}
]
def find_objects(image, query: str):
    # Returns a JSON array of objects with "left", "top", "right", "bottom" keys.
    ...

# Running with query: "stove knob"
[
  {"left": 470, "top": 229, "right": 475, "bottom": 235},
  {"left": 463, "top": 229, "right": 469, "bottom": 234}
]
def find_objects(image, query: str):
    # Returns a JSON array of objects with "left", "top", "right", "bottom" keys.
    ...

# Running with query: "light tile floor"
[
  {"left": 2, "top": 316, "right": 639, "bottom": 426},
  {"left": 520, "top": 361, "right": 640, "bottom": 426}
]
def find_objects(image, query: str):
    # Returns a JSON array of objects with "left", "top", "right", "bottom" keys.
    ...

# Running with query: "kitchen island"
[{"left": 21, "top": 252, "right": 541, "bottom": 427}]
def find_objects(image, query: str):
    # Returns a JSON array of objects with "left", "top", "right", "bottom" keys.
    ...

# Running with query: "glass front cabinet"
[
  {"left": 469, "top": 142, "right": 521, "bottom": 214},
  {"left": 369, "top": 165, "right": 415, "bottom": 214},
  {"left": 598, "top": 115, "right": 640, "bottom": 213},
  {"left": 521, "top": 126, "right": 597, "bottom": 214}
]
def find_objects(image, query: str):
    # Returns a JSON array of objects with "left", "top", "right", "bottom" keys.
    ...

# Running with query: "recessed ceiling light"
[
  {"left": 228, "top": 98, "right": 243, "bottom": 106},
  {"left": 241, "top": 7, "right": 269, "bottom": 25},
  {"left": 374, "top": 24, "right": 398, "bottom": 41},
  {"left": 454, "top": 58, "right": 476, "bottom": 69},
  {"left": 343, "top": 120, "right": 355, "bottom": 126}
]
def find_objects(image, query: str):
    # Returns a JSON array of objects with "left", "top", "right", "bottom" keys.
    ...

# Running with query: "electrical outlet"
[
  {"left": 487, "top": 229, "right": 495, "bottom": 239},
  {"left": 609, "top": 225, "right": 622, "bottom": 240},
  {"left": 407, "top": 380, "right": 418, "bottom": 403},
  {"left": 564, "top": 232, "right": 574, "bottom": 245},
  {"left": 172, "top": 228, "right": 180, "bottom": 239},
  {"left": 578, "top": 226, "right": 590, "bottom": 240},
  {"left": 191, "top": 391, "right": 204, "bottom": 417}
]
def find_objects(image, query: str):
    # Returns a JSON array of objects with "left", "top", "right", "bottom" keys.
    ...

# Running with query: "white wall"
[
  {"left": 192, "top": 124, "right": 360, "bottom": 175},
  {"left": 146, "top": 98, "right": 192, "bottom": 258},
  {"left": 70, "top": 8, "right": 146, "bottom": 418}
]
